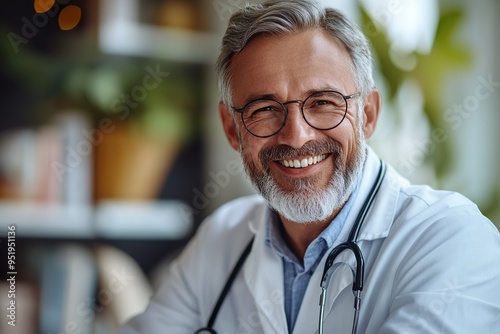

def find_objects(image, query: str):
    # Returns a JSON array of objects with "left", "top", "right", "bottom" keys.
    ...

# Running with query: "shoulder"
[
  {"left": 383, "top": 164, "right": 488, "bottom": 226},
  {"left": 399, "top": 185, "right": 488, "bottom": 226},
  {"left": 164, "top": 195, "right": 268, "bottom": 296},
  {"left": 400, "top": 184, "right": 478, "bottom": 218},
  {"left": 377, "top": 164, "right": 500, "bottom": 276},
  {"left": 377, "top": 165, "right": 499, "bottom": 250},
  {"left": 382, "top": 169, "right": 500, "bottom": 254},
  {"left": 365, "top": 166, "right": 500, "bottom": 332}
]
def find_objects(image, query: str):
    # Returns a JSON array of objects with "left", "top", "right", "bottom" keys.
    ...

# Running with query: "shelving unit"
[
  {"left": 0, "top": 1, "right": 217, "bottom": 333},
  {"left": 0, "top": 0, "right": 212, "bottom": 236}
]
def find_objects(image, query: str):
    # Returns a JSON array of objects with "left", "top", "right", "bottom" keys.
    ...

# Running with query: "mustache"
[{"left": 259, "top": 140, "right": 342, "bottom": 166}]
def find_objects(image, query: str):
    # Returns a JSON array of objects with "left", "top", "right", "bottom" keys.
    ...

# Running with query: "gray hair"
[{"left": 215, "top": 0, "right": 375, "bottom": 109}]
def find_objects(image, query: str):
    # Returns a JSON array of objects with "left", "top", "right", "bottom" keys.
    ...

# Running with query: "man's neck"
[{"left": 278, "top": 207, "right": 342, "bottom": 261}]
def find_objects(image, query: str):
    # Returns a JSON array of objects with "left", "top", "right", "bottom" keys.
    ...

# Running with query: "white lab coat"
[{"left": 119, "top": 148, "right": 500, "bottom": 333}]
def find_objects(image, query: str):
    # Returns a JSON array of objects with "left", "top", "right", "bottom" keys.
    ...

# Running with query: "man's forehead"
[
  {"left": 230, "top": 29, "right": 352, "bottom": 73},
  {"left": 228, "top": 28, "right": 356, "bottom": 100}
]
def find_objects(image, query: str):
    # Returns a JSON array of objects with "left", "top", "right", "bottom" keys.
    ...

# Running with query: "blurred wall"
[{"left": 438, "top": 0, "right": 500, "bottom": 225}]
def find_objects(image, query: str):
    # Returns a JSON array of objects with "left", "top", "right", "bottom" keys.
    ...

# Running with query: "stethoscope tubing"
[
  {"left": 194, "top": 237, "right": 255, "bottom": 334},
  {"left": 196, "top": 160, "right": 387, "bottom": 334},
  {"left": 348, "top": 159, "right": 387, "bottom": 242}
]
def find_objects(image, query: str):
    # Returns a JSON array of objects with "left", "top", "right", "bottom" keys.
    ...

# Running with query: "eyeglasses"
[{"left": 232, "top": 90, "right": 361, "bottom": 138}]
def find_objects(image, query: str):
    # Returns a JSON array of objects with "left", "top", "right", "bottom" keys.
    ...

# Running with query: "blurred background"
[{"left": 0, "top": 0, "right": 498, "bottom": 333}]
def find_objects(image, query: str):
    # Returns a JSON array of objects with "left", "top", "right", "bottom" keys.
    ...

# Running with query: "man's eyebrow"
[
  {"left": 303, "top": 87, "right": 345, "bottom": 95},
  {"left": 236, "top": 87, "right": 345, "bottom": 107},
  {"left": 236, "top": 93, "right": 280, "bottom": 107}
]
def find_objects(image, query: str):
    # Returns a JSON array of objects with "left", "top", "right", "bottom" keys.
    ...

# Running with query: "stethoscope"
[{"left": 195, "top": 160, "right": 387, "bottom": 334}]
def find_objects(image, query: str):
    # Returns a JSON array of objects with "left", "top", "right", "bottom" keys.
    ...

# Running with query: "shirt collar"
[{"left": 265, "top": 175, "right": 362, "bottom": 268}]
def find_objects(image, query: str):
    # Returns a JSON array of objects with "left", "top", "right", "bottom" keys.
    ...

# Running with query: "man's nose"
[{"left": 275, "top": 102, "right": 317, "bottom": 149}]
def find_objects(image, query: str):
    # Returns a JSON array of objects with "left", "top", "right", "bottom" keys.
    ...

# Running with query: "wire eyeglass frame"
[{"left": 232, "top": 90, "right": 361, "bottom": 138}]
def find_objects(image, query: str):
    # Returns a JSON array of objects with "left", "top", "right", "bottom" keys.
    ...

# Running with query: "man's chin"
[{"left": 268, "top": 171, "right": 329, "bottom": 193}]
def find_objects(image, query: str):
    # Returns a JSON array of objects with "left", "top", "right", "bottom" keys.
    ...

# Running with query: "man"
[{"left": 119, "top": 1, "right": 500, "bottom": 333}]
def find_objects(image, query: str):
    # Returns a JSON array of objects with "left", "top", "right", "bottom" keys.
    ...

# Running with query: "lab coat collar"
[{"left": 339, "top": 146, "right": 402, "bottom": 243}]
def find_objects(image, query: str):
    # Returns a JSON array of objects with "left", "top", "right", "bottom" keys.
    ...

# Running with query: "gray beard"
[{"left": 241, "top": 136, "right": 366, "bottom": 224}]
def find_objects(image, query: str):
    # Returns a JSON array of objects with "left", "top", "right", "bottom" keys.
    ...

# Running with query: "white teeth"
[{"left": 279, "top": 154, "right": 327, "bottom": 169}]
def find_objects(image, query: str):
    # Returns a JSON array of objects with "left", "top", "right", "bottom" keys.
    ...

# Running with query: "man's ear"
[
  {"left": 219, "top": 101, "right": 241, "bottom": 151},
  {"left": 362, "top": 88, "right": 381, "bottom": 139}
]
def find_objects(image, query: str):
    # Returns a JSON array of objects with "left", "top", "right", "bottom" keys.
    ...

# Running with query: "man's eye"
[
  {"left": 258, "top": 106, "right": 277, "bottom": 111},
  {"left": 311, "top": 99, "right": 343, "bottom": 108},
  {"left": 250, "top": 106, "right": 279, "bottom": 115}
]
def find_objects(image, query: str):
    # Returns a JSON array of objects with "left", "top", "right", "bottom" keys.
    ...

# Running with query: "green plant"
[{"left": 360, "top": 6, "right": 472, "bottom": 177}]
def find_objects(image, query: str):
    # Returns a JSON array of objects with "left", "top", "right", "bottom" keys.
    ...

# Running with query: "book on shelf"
[{"left": 0, "top": 111, "right": 93, "bottom": 207}]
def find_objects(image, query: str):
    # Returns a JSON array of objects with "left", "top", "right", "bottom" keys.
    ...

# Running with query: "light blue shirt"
[{"left": 266, "top": 180, "right": 361, "bottom": 332}]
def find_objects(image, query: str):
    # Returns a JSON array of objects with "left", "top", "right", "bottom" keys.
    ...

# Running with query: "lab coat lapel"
[
  {"left": 243, "top": 212, "right": 288, "bottom": 334},
  {"left": 340, "top": 147, "right": 401, "bottom": 244}
]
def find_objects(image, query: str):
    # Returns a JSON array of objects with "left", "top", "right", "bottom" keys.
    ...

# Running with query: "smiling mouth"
[{"left": 278, "top": 154, "right": 328, "bottom": 169}]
